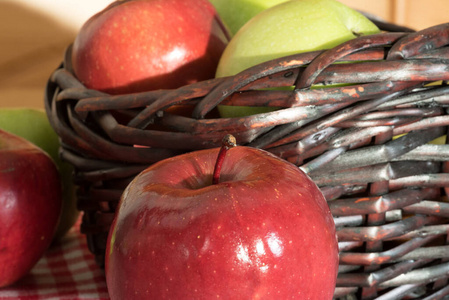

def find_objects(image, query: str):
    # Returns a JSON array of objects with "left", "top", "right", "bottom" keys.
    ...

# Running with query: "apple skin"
[
  {"left": 72, "top": 0, "right": 230, "bottom": 95},
  {"left": 0, "top": 108, "right": 78, "bottom": 241},
  {"left": 106, "top": 146, "right": 338, "bottom": 299},
  {"left": 209, "top": 0, "right": 290, "bottom": 36},
  {"left": 216, "top": 0, "right": 380, "bottom": 118},
  {"left": 0, "top": 130, "right": 62, "bottom": 288},
  {"left": 216, "top": 0, "right": 380, "bottom": 77}
]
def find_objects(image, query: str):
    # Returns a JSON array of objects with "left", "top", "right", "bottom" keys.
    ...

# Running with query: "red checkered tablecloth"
[{"left": 0, "top": 216, "right": 110, "bottom": 300}]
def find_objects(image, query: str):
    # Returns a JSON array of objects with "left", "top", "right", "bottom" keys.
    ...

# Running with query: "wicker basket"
[{"left": 45, "top": 22, "right": 449, "bottom": 299}]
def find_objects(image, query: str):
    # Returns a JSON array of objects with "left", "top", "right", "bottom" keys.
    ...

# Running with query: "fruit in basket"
[
  {"left": 0, "top": 130, "right": 62, "bottom": 288},
  {"left": 216, "top": 0, "right": 380, "bottom": 118},
  {"left": 0, "top": 108, "right": 78, "bottom": 241},
  {"left": 217, "top": 0, "right": 380, "bottom": 77},
  {"left": 72, "top": 0, "right": 230, "bottom": 95},
  {"left": 106, "top": 135, "right": 338, "bottom": 299},
  {"left": 209, "top": 0, "right": 290, "bottom": 36}
]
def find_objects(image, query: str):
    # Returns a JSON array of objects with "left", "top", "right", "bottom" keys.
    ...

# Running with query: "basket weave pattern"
[{"left": 45, "top": 23, "right": 449, "bottom": 299}]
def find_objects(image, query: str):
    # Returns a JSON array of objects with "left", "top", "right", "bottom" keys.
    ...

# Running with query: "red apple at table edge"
[
  {"left": 106, "top": 134, "right": 339, "bottom": 299},
  {"left": 0, "top": 129, "right": 62, "bottom": 288},
  {"left": 71, "top": 0, "right": 230, "bottom": 95}
]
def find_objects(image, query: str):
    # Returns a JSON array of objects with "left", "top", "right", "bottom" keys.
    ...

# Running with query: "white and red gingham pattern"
[{"left": 0, "top": 216, "right": 110, "bottom": 300}]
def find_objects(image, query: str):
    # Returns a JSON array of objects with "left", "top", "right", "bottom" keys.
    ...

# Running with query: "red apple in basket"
[
  {"left": 0, "top": 130, "right": 62, "bottom": 288},
  {"left": 72, "top": 0, "right": 230, "bottom": 95},
  {"left": 106, "top": 135, "right": 339, "bottom": 299}
]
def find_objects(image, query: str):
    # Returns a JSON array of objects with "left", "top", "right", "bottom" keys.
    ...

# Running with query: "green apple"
[
  {"left": 216, "top": 0, "right": 380, "bottom": 118},
  {"left": 217, "top": 0, "right": 380, "bottom": 77},
  {"left": 394, "top": 133, "right": 447, "bottom": 145},
  {"left": 0, "top": 108, "right": 79, "bottom": 241},
  {"left": 209, "top": 0, "right": 290, "bottom": 36}
]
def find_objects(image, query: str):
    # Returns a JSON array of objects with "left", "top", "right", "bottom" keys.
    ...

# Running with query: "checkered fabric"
[{"left": 0, "top": 216, "right": 110, "bottom": 300}]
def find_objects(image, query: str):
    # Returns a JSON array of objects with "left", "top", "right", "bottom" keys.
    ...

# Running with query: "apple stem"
[{"left": 212, "top": 134, "right": 237, "bottom": 184}]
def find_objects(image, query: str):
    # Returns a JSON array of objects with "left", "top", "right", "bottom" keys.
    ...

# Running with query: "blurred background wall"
[
  {"left": 1, "top": 0, "right": 447, "bottom": 109},
  {"left": 1, "top": 0, "right": 112, "bottom": 108}
]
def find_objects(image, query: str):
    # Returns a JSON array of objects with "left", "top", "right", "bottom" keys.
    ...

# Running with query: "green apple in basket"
[
  {"left": 209, "top": 0, "right": 291, "bottom": 36},
  {"left": 0, "top": 108, "right": 78, "bottom": 241},
  {"left": 216, "top": 0, "right": 380, "bottom": 118}
]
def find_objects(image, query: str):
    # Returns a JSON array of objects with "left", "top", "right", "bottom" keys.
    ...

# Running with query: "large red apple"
[
  {"left": 0, "top": 130, "right": 62, "bottom": 287},
  {"left": 106, "top": 135, "right": 338, "bottom": 299},
  {"left": 71, "top": 0, "right": 230, "bottom": 94}
]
